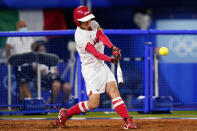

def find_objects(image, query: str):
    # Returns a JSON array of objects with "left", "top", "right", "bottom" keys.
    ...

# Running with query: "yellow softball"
[{"left": 159, "top": 47, "right": 168, "bottom": 56}]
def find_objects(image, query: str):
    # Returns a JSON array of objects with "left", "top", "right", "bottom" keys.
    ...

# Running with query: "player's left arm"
[{"left": 96, "top": 27, "right": 121, "bottom": 59}]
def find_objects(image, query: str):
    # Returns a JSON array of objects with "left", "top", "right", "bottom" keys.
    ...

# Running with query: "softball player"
[{"left": 56, "top": 6, "right": 137, "bottom": 129}]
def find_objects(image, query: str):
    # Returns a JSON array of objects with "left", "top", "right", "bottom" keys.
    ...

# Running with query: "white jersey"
[
  {"left": 75, "top": 20, "right": 104, "bottom": 70},
  {"left": 74, "top": 20, "right": 116, "bottom": 95},
  {"left": 6, "top": 37, "right": 34, "bottom": 55}
]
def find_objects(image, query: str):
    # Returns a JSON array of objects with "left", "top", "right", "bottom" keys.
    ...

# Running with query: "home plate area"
[{"left": 1, "top": 118, "right": 197, "bottom": 131}]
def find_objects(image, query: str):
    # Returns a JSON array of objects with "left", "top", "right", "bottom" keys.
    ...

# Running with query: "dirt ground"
[{"left": 0, "top": 119, "right": 197, "bottom": 131}]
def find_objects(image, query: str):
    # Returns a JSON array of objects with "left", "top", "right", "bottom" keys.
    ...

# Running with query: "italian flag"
[{"left": 0, "top": 9, "right": 67, "bottom": 47}]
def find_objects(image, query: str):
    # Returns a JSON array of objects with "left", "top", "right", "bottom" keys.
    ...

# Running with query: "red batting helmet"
[{"left": 73, "top": 6, "right": 95, "bottom": 26}]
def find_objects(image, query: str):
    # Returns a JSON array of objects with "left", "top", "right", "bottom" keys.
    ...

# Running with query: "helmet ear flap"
[{"left": 74, "top": 19, "right": 80, "bottom": 26}]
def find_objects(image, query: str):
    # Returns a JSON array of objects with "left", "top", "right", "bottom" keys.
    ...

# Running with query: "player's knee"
[
  {"left": 88, "top": 101, "right": 99, "bottom": 110},
  {"left": 110, "top": 85, "right": 119, "bottom": 94},
  {"left": 111, "top": 82, "right": 117, "bottom": 88},
  {"left": 88, "top": 103, "right": 99, "bottom": 110},
  {"left": 88, "top": 94, "right": 100, "bottom": 110}
]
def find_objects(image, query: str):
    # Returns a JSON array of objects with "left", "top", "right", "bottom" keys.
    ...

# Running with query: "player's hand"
[
  {"left": 111, "top": 46, "right": 121, "bottom": 59},
  {"left": 111, "top": 57, "right": 118, "bottom": 64}
]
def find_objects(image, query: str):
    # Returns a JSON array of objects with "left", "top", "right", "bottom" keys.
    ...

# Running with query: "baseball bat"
[{"left": 117, "top": 59, "right": 124, "bottom": 87}]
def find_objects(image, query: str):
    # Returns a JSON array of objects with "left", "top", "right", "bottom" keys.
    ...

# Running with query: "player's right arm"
[
  {"left": 95, "top": 25, "right": 121, "bottom": 59},
  {"left": 85, "top": 42, "right": 117, "bottom": 63},
  {"left": 96, "top": 28, "right": 113, "bottom": 49},
  {"left": 90, "top": 20, "right": 114, "bottom": 49}
]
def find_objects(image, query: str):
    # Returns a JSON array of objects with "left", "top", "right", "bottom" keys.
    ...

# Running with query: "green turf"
[{"left": 1, "top": 111, "right": 197, "bottom": 119}]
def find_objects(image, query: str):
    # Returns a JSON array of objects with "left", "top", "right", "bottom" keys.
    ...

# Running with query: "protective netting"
[
  {"left": 155, "top": 34, "right": 197, "bottom": 111},
  {"left": 0, "top": 34, "right": 75, "bottom": 113},
  {"left": 1, "top": 30, "right": 197, "bottom": 114},
  {"left": 98, "top": 35, "right": 145, "bottom": 111}
]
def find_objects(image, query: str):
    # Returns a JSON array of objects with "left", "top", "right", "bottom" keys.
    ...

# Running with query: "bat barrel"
[{"left": 116, "top": 57, "right": 144, "bottom": 87}]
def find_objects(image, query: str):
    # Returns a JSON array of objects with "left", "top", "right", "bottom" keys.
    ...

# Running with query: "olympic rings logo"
[
  {"left": 3, "top": 75, "right": 17, "bottom": 96},
  {"left": 168, "top": 36, "right": 197, "bottom": 57}
]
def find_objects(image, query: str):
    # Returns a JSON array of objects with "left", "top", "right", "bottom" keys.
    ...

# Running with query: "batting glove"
[
  {"left": 111, "top": 46, "right": 121, "bottom": 59},
  {"left": 111, "top": 57, "right": 118, "bottom": 64}
]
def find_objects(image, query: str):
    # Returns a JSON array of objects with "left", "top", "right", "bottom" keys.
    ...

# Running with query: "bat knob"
[{"left": 118, "top": 82, "right": 124, "bottom": 87}]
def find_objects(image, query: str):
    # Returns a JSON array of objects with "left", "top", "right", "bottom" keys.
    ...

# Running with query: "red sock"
[
  {"left": 67, "top": 101, "right": 89, "bottom": 117},
  {"left": 112, "top": 97, "right": 130, "bottom": 120}
]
